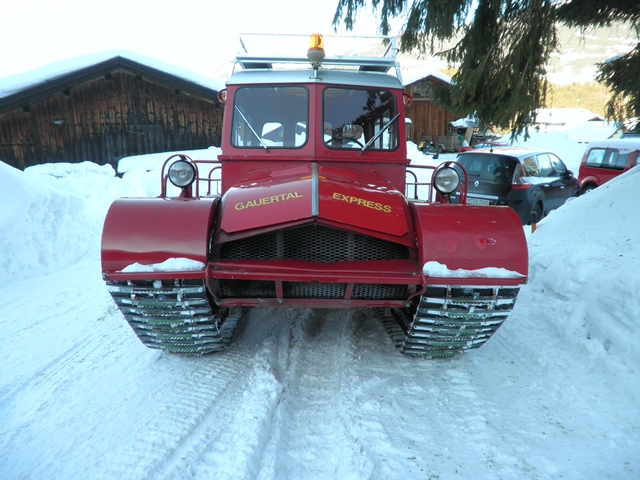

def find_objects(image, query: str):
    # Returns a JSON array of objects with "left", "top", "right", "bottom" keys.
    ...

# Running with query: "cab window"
[
  {"left": 322, "top": 88, "right": 398, "bottom": 150},
  {"left": 231, "top": 86, "right": 309, "bottom": 148}
]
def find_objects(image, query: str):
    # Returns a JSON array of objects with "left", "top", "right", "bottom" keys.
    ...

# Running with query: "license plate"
[{"left": 467, "top": 197, "right": 491, "bottom": 206}]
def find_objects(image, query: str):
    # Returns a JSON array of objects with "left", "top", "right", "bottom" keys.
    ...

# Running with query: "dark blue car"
[{"left": 454, "top": 147, "right": 579, "bottom": 225}]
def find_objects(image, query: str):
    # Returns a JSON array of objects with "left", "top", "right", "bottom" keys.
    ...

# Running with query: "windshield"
[
  {"left": 322, "top": 87, "right": 398, "bottom": 151},
  {"left": 231, "top": 86, "right": 309, "bottom": 148}
]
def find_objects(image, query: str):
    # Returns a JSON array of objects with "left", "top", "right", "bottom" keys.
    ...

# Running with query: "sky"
[
  {"left": 1, "top": 127, "right": 639, "bottom": 478},
  {"left": 4, "top": 1, "right": 635, "bottom": 88},
  {"left": 2, "top": 0, "right": 384, "bottom": 80}
]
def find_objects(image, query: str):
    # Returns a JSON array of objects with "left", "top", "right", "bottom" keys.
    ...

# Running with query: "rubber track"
[
  {"left": 106, "top": 279, "right": 239, "bottom": 355},
  {"left": 384, "top": 285, "right": 520, "bottom": 358}
]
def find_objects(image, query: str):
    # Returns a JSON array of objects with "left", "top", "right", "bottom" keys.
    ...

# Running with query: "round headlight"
[
  {"left": 433, "top": 167, "right": 460, "bottom": 194},
  {"left": 168, "top": 160, "right": 196, "bottom": 188}
]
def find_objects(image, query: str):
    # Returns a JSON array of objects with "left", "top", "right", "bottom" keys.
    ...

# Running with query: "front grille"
[
  {"left": 218, "top": 279, "right": 408, "bottom": 300},
  {"left": 219, "top": 225, "right": 409, "bottom": 262},
  {"left": 219, "top": 280, "right": 275, "bottom": 298}
]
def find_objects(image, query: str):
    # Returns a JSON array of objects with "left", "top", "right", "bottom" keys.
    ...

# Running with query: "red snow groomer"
[{"left": 101, "top": 34, "right": 528, "bottom": 357}]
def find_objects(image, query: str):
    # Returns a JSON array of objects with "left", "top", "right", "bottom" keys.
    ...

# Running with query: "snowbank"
[
  {"left": 526, "top": 165, "right": 640, "bottom": 368},
  {"left": 0, "top": 162, "right": 99, "bottom": 283}
]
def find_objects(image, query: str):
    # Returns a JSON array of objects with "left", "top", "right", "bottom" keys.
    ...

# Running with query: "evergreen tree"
[{"left": 333, "top": 0, "right": 640, "bottom": 136}]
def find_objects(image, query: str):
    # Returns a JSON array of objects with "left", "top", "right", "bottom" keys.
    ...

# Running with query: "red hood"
[{"left": 218, "top": 164, "right": 411, "bottom": 238}]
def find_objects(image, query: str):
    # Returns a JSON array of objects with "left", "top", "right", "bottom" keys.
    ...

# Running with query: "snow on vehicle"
[{"left": 101, "top": 34, "right": 529, "bottom": 358}]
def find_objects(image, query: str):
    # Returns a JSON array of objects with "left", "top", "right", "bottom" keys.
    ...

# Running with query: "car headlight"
[
  {"left": 433, "top": 167, "right": 460, "bottom": 194},
  {"left": 168, "top": 159, "right": 196, "bottom": 188}
]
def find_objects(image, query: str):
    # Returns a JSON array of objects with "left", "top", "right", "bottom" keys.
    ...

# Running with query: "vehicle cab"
[{"left": 216, "top": 33, "right": 412, "bottom": 194}]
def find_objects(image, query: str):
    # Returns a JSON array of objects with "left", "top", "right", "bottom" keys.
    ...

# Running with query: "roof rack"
[{"left": 233, "top": 33, "right": 402, "bottom": 80}]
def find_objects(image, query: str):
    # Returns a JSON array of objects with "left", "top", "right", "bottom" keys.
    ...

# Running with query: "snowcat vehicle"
[{"left": 101, "top": 34, "right": 529, "bottom": 358}]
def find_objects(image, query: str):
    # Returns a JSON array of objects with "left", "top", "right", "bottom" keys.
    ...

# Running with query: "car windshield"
[
  {"left": 456, "top": 154, "right": 517, "bottom": 183},
  {"left": 322, "top": 87, "right": 399, "bottom": 151},
  {"left": 231, "top": 86, "right": 309, "bottom": 148}
]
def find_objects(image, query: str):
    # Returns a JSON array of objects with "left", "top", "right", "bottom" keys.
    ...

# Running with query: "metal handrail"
[
  {"left": 405, "top": 165, "right": 436, "bottom": 202},
  {"left": 160, "top": 155, "right": 222, "bottom": 198}
]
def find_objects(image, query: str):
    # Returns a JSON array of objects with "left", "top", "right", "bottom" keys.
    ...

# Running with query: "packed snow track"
[{"left": 1, "top": 252, "right": 638, "bottom": 479}]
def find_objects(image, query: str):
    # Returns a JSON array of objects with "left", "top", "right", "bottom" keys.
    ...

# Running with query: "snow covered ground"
[{"left": 1, "top": 130, "right": 639, "bottom": 479}]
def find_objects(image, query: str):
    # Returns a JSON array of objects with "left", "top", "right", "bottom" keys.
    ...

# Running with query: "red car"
[{"left": 578, "top": 139, "right": 640, "bottom": 194}]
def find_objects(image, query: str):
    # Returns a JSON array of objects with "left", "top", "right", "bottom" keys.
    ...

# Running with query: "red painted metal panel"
[
  {"left": 214, "top": 298, "right": 412, "bottom": 309},
  {"left": 411, "top": 203, "right": 529, "bottom": 278},
  {"left": 208, "top": 259, "right": 421, "bottom": 284},
  {"left": 101, "top": 197, "right": 217, "bottom": 276},
  {"left": 317, "top": 165, "right": 411, "bottom": 238},
  {"left": 218, "top": 167, "right": 314, "bottom": 233},
  {"left": 217, "top": 161, "right": 414, "bottom": 240}
]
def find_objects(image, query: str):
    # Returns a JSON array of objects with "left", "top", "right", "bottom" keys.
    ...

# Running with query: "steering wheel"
[{"left": 327, "top": 136, "right": 364, "bottom": 148}]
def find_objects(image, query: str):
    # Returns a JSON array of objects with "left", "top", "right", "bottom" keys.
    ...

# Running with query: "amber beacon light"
[{"left": 307, "top": 33, "right": 325, "bottom": 67}]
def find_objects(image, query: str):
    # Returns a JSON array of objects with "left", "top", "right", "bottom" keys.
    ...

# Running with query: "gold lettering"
[
  {"left": 234, "top": 192, "right": 303, "bottom": 211},
  {"left": 331, "top": 191, "right": 393, "bottom": 214}
]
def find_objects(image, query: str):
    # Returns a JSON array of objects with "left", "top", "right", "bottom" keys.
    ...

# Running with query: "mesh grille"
[
  {"left": 353, "top": 283, "right": 407, "bottom": 299},
  {"left": 220, "top": 280, "right": 275, "bottom": 298},
  {"left": 219, "top": 225, "right": 409, "bottom": 262},
  {"left": 218, "top": 279, "right": 408, "bottom": 300},
  {"left": 284, "top": 282, "right": 346, "bottom": 299}
]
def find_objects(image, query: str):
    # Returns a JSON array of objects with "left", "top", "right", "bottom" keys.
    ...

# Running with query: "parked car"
[
  {"left": 453, "top": 147, "right": 579, "bottom": 225},
  {"left": 577, "top": 139, "right": 640, "bottom": 194}
]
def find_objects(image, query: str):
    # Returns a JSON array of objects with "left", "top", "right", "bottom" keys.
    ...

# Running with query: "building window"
[{"left": 412, "top": 80, "right": 433, "bottom": 99}]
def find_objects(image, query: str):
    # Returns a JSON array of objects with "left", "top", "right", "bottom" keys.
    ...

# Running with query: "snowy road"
[{"left": 2, "top": 248, "right": 638, "bottom": 479}]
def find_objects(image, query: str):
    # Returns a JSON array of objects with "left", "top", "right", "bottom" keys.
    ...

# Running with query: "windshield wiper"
[
  {"left": 361, "top": 113, "right": 400, "bottom": 152},
  {"left": 234, "top": 105, "right": 269, "bottom": 152}
]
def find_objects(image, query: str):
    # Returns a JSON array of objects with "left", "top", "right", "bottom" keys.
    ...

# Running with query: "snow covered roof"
[
  {"left": 0, "top": 50, "right": 225, "bottom": 115},
  {"left": 402, "top": 67, "right": 451, "bottom": 87},
  {"left": 451, "top": 116, "right": 479, "bottom": 128},
  {"left": 535, "top": 108, "right": 604, "bottom": 126}
]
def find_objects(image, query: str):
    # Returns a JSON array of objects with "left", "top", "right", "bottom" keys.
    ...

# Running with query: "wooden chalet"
[
  {"left": 403, "top": 69, "right": 459, "bottom": 147},
  {"left": 0, "top": 52, "right": 224, "bottom": 170}
]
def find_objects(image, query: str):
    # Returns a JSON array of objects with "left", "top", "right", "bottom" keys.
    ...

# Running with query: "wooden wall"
[
  {"left": 0, "top": 72, "right": 223, "bottom": 170},
  {"left": 404, "top": 79, "right": 458, "bottom": 144}
]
